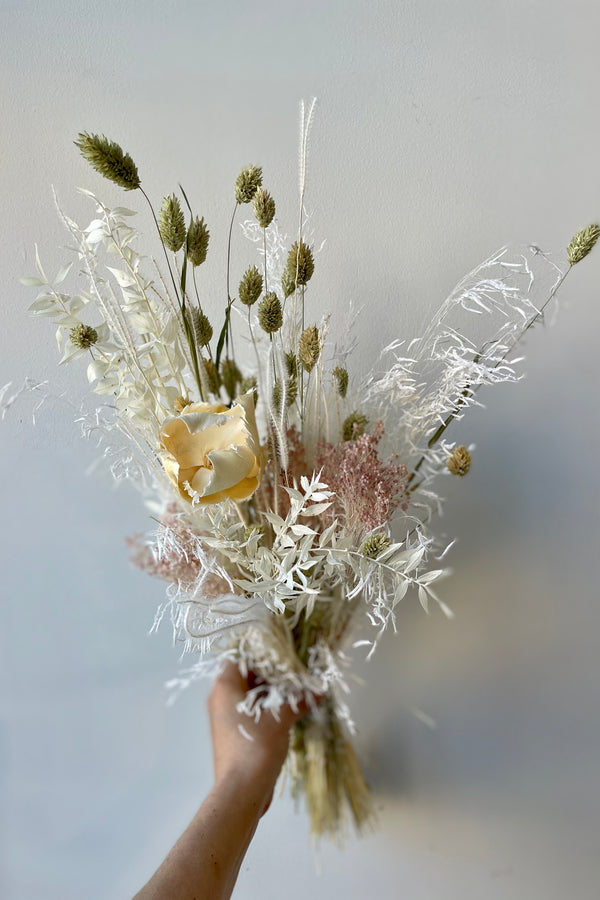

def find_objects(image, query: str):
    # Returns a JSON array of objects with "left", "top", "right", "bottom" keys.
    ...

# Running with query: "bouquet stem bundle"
[{"left": 290, "top": 699, "right": 374, "bottom": 838}]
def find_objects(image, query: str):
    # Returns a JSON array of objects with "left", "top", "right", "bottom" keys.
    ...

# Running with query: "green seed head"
[
  {"left": 220, "top": 357, "right": 242, "bottom": 400},
  {"left": 75, "top": 132, "right": 140, "bottom": 191},
  {"left": 287, "top": 372, "right": 298, "bottom": 406},
  {"left": 240, "top": 375, "right": 258, "bottom": 405},
  {"left": 332, "top": 366, "right": 349, "bottom": 398},
  {"left": 258, "top": 291, "right": 283, "bottom": 334},
  {"left": 190, "top": 308, "right": 213, "bottom": 347},
  {"left": 273, "top": 356, "right": 298, "bottom": 409},
  {"left": 239, "top": 266, "right": 263, "bottom": 307},
  {"left": 447, "top": 445, "right": 471, "bottom": 476},
  {"left": 204, "top": 358, "right": 221, "bottom": 395},
  {"left": 253, "top": 188, "right": 276, "bottom": 228},
  {"left": 281, "top": 268, "right": 296, "bottom": 298},
  {"left": 272, "top": 353, "right": 299, "bottom": 407},
  {"left": 285, "top": 351, "right": 298, "bottom": 378},
  {"left": 285, "top": 239, "right": 314, "bottom": 286},
  {"left": 244, "top": 524, "right": 264, "bottom": 546},
  {"left": 158, "top": 194, "right": 186, "bottom": 252},
  {"left": 343, "top": 410, "right": 368, "bottom": 441},
  {"left": 187, "top": 216, "right": 210, "bottom": 267},
  {"left": 234, "top": 165, "right": 263, "bottom": 204},
  {"left": 567, "top": 223, "right": 600, "bottom": 265},
  {"left": 299, "top": 324, "right": 320, "bottom": 373},
  {"left": 69, "top": 323, "right": 98, "bottom": 349},
  {"left": 360, "top": 534, "right": 391, "bottom": 559}
]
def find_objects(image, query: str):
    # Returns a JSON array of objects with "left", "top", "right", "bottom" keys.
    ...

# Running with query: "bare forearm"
[
  {"left": 134, "top": 665, "right": 307, "bottom": 900},
  {"left": 134, "top": 767, "right": 273, "bottom": 900}
]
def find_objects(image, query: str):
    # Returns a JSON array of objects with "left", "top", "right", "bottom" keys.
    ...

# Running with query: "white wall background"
[{"left": 1, "top": 1, "right": 599, "bottom": 897}]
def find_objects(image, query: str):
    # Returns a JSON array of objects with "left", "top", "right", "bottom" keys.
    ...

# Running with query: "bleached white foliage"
[
  {"left": 140, "top": 473, "right": 450, "bottom": 712},
  {"left": 365, "top": 244, "right": 569, "bottom": 485},
  {"left": 26, "top": 190, "right": 192, "bottom": 440},
  {"left": 165, "top": 624, "right": 354, "bottom": 725}
]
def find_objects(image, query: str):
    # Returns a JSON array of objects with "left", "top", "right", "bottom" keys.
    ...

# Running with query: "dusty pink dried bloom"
[
  {"left": 127, "top": 532, "right": 202, "bottom": 584},
  {"left": 127, "top": 506, "right": 235, "bottom": 597},
  {"left": 314, "top": 422, "right": 408, "bottom": 532}
]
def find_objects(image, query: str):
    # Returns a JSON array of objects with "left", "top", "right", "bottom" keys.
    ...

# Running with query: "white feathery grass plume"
[
  {"left": 266, "top": 338, "right": 290, "bottom": 474},
  {"left": 365, "top": 244, "right": 569, "bottom": 481},
  {"left": 298, "top": 98, "right": 317, "bottom": 203}
]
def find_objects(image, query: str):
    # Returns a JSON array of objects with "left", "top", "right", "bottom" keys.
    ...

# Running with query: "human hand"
[{"left": 207, "top": 663, "right": 310, "bottom": 816}]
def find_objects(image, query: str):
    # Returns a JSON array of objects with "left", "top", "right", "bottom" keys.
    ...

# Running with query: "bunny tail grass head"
[
  {"left": 342, "top": 411, "right": 367, "bottom": 441},
  {"left": 239, "top": 266, "right": 263, "bottom": 307},
  {"left": 258, "top": 292, "right": 283, "bottom": 334},
  {"left": 220, "top": 358, "right": 242, "bottom": 400},
  {"left": 69, "top": 323, "right": 98, "bottom": 349},
  {"left": 281, "top": 267, "right": 296, "bottom": 298},
  {"left": 447, "top": 445, "right": 471, "bottom": 476},
  {"left": 190, "top": 308, "right": 213, "bottom": 347},
  {"left": 299, "top": 324, "right": 320, "bottom": 373},
  {"left": 235, "top": 165, "right": 263, "bottom": 204},
  {"left": 567, "top": 224, "right": 600, "bottom": 265},
  {"left": 286, "top": 239, "right": 315, "bottom": 287},
  {"left": 158, "top": 194, "right": 186, "bottom": 252},
  {"left": 187, "top": 217, "right": 210, "bottom": 267},
  {"left": 75, "top": 132, "right": 141, "bottom": 191},
  {"left": 253, "top": 188, "right": 276, "bottom": 228},
  {"left": 333, "top": 366, "right": 349, "bottom": 398},
  {"left": 360, "top": 533, "right": 391, "bottom": 559}
]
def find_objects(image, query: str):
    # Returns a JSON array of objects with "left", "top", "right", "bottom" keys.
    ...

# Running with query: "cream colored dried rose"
[{"left": 159, "top": 392, "right": 263, "bottom": 505}]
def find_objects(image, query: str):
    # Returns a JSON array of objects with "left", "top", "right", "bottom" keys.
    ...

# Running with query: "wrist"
[{"left": 215, "top": 758, "right": 278, "bottom": 806}]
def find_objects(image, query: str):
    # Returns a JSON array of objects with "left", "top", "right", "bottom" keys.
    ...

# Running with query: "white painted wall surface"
[{"left": 1, "top": 1, "right": 599, "bottom": 897}]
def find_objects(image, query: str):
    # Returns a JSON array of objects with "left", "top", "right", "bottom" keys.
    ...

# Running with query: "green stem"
[
  {"left": 263, "top": 228, "right": 268, "bottom": 294},
  {"left": 140, "top": 186, "right": 205, "bottom": 398},
  {"left": 192, "top": 267, "right": 204, "bottom": 315},
  {"left": 225, "top": 202, "right": 239, "bottom": 357},
  {"left": 106, "top": 220, "right": 187, "bottom": 395},
  {"left": 182, "top": 305, "right": 205, "bottom": 401},
  {"left": 140, "top": 187, "right": 180, "bottom": 305}
]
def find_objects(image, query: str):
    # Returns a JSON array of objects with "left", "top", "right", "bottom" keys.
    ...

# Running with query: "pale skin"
[{"left": 133, "top": 664, "right": 310, "bottom": 900}]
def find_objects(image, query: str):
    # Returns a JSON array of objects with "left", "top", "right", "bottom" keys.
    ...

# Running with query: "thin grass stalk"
[
  {"left": 105, "top": 218, "right": 187, "bottom": 396},
  {"left": 225, "top": 201, "right": 239, "bottom": 357},
  {"left": 151, "top": 259, "right": 195, "bottom": 375},
  {"left": 263, "top": 229, "right": 268, "bottom": 294},
  {"left": 181, "top": 306, "right": 206, "bottom": 401},
  {"left": 104, "top": 280, "right": 170, "bottom": 419},
  {"left": 295, "top": 99, "right": 316, "bottom": 431},
  {"left": 140, "top": 187, "right": 181, "bottom": 307}
]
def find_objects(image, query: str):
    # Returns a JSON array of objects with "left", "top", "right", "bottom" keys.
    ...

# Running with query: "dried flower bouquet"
[{"left": 15, "top": 101, "right": 598, "bottom": 839}]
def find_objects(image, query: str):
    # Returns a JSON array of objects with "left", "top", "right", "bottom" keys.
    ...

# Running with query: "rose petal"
[
  {"left": 205, "top": 445, "right": 256, "bottom": 495},
  {"left": 194, "top": 474, "right": 259, "bottom": 505},
  {"left": 190, "top": 465, "right": 213, "bottom": 496},
  {"left": 178, "top": 409, "right": 229, "bottom": 436},
  {"left": 162, "top": 416, "right": 244, "bottom": 468}
]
